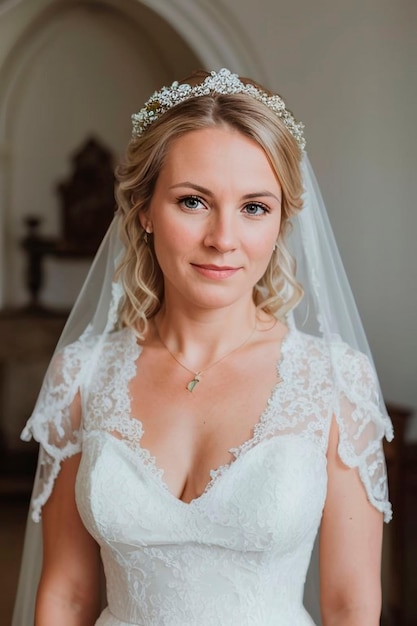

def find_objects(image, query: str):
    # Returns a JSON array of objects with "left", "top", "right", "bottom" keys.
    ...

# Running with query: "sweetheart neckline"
[
  {"left": 108, "top": 326, "right": 295, "bottom": 506},
  {"left": 91, "top": 427, "right": 326, "bottom": 510}
]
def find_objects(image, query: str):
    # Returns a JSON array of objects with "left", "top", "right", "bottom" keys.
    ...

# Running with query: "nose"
[{"left": 203, "top": 211, "right": 238, "bottom": 253}]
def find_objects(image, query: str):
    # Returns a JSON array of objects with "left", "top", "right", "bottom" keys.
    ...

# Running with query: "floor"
[
  {"left": 1, "top": 465, "right": 417, "bottom": 626},
  {"left": 404, "top": 468, "right": 417, "bottom": 625},
  {"left": 1, "top": 496, "right": 30, "bottom": 625}
]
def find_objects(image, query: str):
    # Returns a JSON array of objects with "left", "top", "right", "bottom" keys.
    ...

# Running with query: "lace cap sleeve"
[
  {"left": 21, "top": 333, "right": 95, "bottom": 522},
  {"left": 331, "top": 342, "right": 394, "bottom": 523}
]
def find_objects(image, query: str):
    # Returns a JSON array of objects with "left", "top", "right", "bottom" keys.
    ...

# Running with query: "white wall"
[
  {"left": 0, "top": 0, "right": 200, "bottom": 308},
  {"left": 0, "top": 0, "right": 415, "bottom": 432},
  {"left": 216, "top": 0, "right": 417, "bottom": 435}
]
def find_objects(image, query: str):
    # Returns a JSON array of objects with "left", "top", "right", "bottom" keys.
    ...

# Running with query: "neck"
[{"left": 153, "top": 298, "right": 258, "bottom": 371}]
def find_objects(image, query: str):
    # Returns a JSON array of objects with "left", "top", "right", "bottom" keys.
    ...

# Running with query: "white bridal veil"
[{"left": 11, "top": 73, "right": 393, "bottom": 625}]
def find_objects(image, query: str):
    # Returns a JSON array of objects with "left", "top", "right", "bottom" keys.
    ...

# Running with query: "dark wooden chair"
[{"left": 383, "top": 402, "right": 414, "bottom": 625}]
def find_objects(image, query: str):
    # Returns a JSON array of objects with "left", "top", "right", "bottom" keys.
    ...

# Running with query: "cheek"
[
  {"left": 152, "top": 221, "right": 194, "bottom": 269},
  {"left": 248, "top": 223, "right": 280, "bottom": 260},
  {"left": 155, "top": 209, "right": 204, "bottom": 246}
]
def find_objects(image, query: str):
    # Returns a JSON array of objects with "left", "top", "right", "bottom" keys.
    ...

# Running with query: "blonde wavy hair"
[{"left": 115, "top": 71, "right": 304, "bottom": 337}]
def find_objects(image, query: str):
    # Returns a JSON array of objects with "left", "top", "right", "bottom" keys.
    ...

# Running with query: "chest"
[
  {"left": 77, "top": 431, "right": 328, "bottom": 554},
  {"left": 130, "top": 344, "right": 282, "bottom": 495},
  {"left": 82, "top": 329, "right": 334, "bottom": 504}
]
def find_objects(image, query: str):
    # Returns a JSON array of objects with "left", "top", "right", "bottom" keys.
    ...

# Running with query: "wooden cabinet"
[
  {"left": 0, "top": 311, "right": 67, "bottom": 489},
  {"left": 383, "top": 403, "right": 414, "bottom": 626}
]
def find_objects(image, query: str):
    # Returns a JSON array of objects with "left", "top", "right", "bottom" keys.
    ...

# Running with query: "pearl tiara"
[{"left": 131, "top": 68, "right": 306, "bottom": 150}]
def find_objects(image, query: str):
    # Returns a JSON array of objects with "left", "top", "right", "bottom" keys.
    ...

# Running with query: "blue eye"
[
  {"left": 179, "top": 196, "right": 203, "bottom": 210},
  {"left": 243, "top": 202, "right": 268, "bottom": 216}
]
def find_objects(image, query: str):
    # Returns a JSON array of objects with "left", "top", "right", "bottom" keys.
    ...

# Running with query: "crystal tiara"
[{"left": 131, "top": 68, "right": 306, "bottom": 151}]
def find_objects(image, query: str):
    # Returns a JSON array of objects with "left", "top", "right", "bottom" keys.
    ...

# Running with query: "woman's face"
[{"left": 142, "top": 126, "right": 282, "bottom": 313}]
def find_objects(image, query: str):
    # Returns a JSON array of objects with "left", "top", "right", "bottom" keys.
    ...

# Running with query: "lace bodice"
[{"left": 22, "top": 327, "right": 392, "bottom": 626}]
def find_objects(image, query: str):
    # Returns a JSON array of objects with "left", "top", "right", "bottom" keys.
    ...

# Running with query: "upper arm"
[
  {"left": 331, "top": 343, "right": 392, "bottom": 522},
  {"left": 35, "top": 388, "right": 101, "bottom": 624},
  {"left": 36, "top": 452, "right": 101, "bottom": 623},
  {"left": 319, "top": 417, "right": 383, "bottom": 623},
  {"left": 22, "top": 337, "right": 93, "bottom": 521},
  {"left": 318, "top": 343, "right": 392, "bottom": 624}
]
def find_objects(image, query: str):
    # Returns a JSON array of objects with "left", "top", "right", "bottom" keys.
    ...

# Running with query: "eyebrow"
[{"left": 169, "top": 182, "right": 281, "bottom": 203}]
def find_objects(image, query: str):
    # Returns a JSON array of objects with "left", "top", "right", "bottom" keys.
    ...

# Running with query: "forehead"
[{"left": 158, "top": 127, "right": 281, "bottom": 191}]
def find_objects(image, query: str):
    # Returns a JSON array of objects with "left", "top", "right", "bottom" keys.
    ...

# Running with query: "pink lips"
[{"left": 191, "top": 264, "right": 241, "bottom": 280}]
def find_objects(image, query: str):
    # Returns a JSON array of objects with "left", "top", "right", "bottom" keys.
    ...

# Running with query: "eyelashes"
[
  {"left": 178, "top": 195, "right": 204, "bottom": 210},
  {"left": 177, "top": 195, "right": 270, "bottom": 216},
  {"left": 243, "top": 202, "right": 269, "bottom": 216}
]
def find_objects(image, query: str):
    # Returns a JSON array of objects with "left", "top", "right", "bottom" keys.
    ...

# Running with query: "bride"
[{"left": 13, "top": 69, "right": 392, "bottom": 626}]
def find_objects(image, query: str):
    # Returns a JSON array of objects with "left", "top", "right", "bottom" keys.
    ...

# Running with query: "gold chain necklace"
[{"left": 154, "top": 319, "right": 257, "bottom": 392}]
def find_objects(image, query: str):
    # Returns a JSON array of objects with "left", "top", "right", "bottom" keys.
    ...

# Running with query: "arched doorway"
[{"left": 0, "top": 0, "right": 266, "bottom": 307}]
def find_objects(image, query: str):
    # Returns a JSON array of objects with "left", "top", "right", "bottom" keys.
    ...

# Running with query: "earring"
[
  {"left": 143, "top": 226, "right": 153, "bottom": 244},
  {"left": 273, "top": 242, "right": 278, "bottom": 252}
]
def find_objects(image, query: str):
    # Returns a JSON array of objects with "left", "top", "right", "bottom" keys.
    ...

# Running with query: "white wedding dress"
[{"left": 24, "top": 325, "right": 391, "bottom": 626}]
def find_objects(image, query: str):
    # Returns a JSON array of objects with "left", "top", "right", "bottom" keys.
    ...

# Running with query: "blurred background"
[{"left": 0, "top": 0, "right": 415, "bottom": 624}]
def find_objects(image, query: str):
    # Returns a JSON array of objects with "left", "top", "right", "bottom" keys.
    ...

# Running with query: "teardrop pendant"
[{"left": 186, "top": 374, "right": 201, "bottom": 392}]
